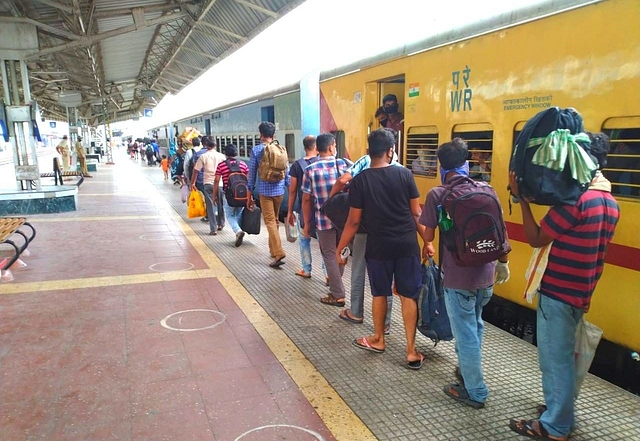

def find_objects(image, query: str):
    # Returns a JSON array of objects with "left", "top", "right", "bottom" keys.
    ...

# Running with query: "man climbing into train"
[{"left": 508, "top": 133, "right": 620, "bottom": 441}]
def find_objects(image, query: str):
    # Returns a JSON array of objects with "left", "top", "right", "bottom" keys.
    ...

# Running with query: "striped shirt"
[
  {"left": 301, "top": 156, "right": 350, "bottom": 231},
  {"left": 215, "top": 158, "right": 249, "bottom": 190},
  {"left": 540, "top": 189, "right": 619, "bottom": 310}
]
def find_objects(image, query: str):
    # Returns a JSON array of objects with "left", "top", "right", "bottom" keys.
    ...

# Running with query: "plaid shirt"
[
  {"left": 248, "top": 142, "right": 290, "bottom": 197},
  {"left": 348, "top": 152, "right": 402, "bottom": 177},
  {"left": 301, "top": 156, "right": 350, "bottom": 231}
]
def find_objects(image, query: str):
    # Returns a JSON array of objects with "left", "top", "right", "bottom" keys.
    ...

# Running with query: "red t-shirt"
[{"left": 540, "top": 189, "right": 619, "bottom": 310}]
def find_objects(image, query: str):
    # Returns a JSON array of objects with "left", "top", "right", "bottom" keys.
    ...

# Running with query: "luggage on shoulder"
[
  {"left": 241, "top": 206, "right": 261, "bottom": 235},
  {"left": 417, "top": 257, "right": 452, "bottom": 345},
  {"left": 224, "top": 160, "right": 250, "bottom": 207},
  {"left": 258, "top": 140, "right": 288, "bottom": 183},
  {"left": 509, "top": 106, "right": 597, "bottom": 206},
  {"left": 440, "top": 175, "right": 511, "bottom": 267}
]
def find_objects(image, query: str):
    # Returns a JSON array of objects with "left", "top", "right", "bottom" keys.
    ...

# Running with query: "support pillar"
[{"left": 1, "top": 59, "right": 41, "bottom": 191}]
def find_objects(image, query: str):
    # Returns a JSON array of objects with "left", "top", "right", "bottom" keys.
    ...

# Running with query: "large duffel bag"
[{"left": 509, "top": 107, "right": 596, "bottom": 206}]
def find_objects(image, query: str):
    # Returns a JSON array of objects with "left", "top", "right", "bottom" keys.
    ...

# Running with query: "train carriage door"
[
  {"left": 368, "top": 75, "right": 406, "bottom": 164},
  {"left": 204, "top": 119, "right": 211, "bottom": 136}
]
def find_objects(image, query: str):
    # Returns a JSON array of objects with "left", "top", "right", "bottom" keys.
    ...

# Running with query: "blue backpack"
[{"left": 417, "top": 257, "right": 453, "bottom": 345}]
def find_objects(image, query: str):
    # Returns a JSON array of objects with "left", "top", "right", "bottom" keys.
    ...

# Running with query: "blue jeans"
[
  {"left": 444, "top": 286, "right": 493, "bottom": 403},
  {"left": 296, "top": 214, "right": 325, "bottom": 276},
  {"left": 350, "top": 234, "right": 392, "bottom": 326},
  {"left": 223, "top": 199, "right": 243, "bottom": 234},
  {"left": 537, "top": 294, "right": 584, "bottom": 437}
]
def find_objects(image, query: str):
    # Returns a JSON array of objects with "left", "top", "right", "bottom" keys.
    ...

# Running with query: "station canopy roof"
[{"left": 0, "top": 0, "right": 305, "bottom": 125}]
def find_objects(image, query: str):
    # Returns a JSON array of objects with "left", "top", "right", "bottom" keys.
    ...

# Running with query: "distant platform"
[{"left": 0, "top": 186, "right": 78, "bottom": 215}]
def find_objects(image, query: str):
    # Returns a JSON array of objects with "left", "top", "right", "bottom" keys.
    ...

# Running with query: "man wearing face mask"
[
  {"left": 375, "top": 106, "right": 388, "bottom": 128},
  {"left": 419, "top": 138, "right": 510, "bottom": 409},
  {"left": 382, "top": 94, "right": 404, "bottom": 133},
  {"left": 301, "top": 133, "right": 351, "bottom": 307},
  {"left": 330, "top": 128, "right": 402, "bottom": 331},
  {"left": 336, "top": 128, "right": 433, "bottom": 369}
]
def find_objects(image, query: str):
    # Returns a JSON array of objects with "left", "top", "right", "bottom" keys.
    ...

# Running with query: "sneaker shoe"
[
  {"left": 201, "top": 217, "right": 208, "bottom": 223},
  {"left": 235, "top": 231, "right": 245, "bottom": 247}
]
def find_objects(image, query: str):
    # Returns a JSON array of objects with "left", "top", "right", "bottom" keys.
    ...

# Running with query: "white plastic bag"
[
  {"left": 285, "top": 212, "right": 298, "bottom": 243},
  {"left": 574, "top": 318, "right": 603, "bottom": 395},
  {"left": 180, "top": 185, "right": 189, "bottom": 203}
]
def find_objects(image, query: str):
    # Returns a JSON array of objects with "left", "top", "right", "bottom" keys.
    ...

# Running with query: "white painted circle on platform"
[
  {"left": 148, "top": 261, "right": 194, "bottom": 272},
  {"left": 234, "top": 425, "right": 325, "bottom": 441},
  {"left": 160, "top": 309, "right": 226, "bottom": 332},
  {"left": 138, "top": 234, "right": 175, "bottom": 241}
]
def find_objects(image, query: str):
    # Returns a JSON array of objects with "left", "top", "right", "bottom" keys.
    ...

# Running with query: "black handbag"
[
  {"left": 321, "top": 158, "right": 365, "bottom": 233},
  {"left": 241, "top": 206, "right": 261, "bottom": 235}
]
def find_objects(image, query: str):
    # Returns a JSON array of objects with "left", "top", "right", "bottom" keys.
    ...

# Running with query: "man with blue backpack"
[{"left": 419, "top": 138, "right": 511, "bottom": 409}]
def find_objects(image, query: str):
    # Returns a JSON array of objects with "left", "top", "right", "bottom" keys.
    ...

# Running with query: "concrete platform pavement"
[{"left": 0, "top": 154, "right": 370, "bottom": 441}]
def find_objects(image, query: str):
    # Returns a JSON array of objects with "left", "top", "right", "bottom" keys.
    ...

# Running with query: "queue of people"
[{"left": 166, "top": 116, "right": 618, "bottom": 441}]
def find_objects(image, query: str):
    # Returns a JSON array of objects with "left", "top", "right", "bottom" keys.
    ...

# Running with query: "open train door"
[{"left": 366, "top": 75, "right": 406, "bottom": 164}]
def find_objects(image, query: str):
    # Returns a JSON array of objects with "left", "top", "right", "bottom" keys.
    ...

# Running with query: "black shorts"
[{"left": 366, "top": 256, "right": 422, "bottom": 299}]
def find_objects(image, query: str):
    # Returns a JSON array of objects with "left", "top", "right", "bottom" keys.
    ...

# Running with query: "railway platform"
[{"left": 1, "top": 152, "right": 638, "bottom": 441}]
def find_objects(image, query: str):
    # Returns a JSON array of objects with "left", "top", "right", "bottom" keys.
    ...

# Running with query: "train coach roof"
[{"left": 319, "top": 0, "right": 602, "bottom": 82}]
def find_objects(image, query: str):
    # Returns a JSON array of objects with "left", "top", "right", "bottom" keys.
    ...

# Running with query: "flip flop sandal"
[
  {"left": 352, "top": 337, "right": 385, "bottom": 354},
  {"left": 508, "top": 419, "right": 568, "bottom": 441},
  {"left": 320, "top": 296, "right": 345, "bottom": 307},
  {"left": 443, "top": 383, "right": 485, "bottom": 409},
  {"left": 407, "top": 353, "right": 426, "bottom": 370},
  {"left": 339, "top": 309, "right": 363, "bottom": 324},
  {"left": 295, "top": 270, "right": 312, "bottom": 279},
  {"left": 269, "top": 257, "right": 285, "bottom": 268}
]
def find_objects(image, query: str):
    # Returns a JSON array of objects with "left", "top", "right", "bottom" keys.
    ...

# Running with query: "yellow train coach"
[{"left": 319, "top": 0, "right": 640, "bottom": 351}]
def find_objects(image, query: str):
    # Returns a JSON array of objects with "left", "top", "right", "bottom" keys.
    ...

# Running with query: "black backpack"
[
  {"left": 440, "top": 175, "right": 511, "bottom": 267},
  {"left": 510, "top": 107, "right": 594, "bottom": 206},
  {"left": 224, "top": 159, "right": 250, "bottom": 207},
  {"left": 145, "top": 144, "right": 153, "bottom": 155}
]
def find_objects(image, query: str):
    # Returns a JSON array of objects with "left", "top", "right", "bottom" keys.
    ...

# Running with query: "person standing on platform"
[
  {"left": 329, "top": 143, "right": 401, "bottom": 331},
  {"left": 419, "top": 138, "right": 511, "bottom": 409},
  {"left": 301, "top": 133, "right": 350, "bottom": 306},
  {"left": 248, "top": 122, "right": 290, "bottom": 268},
  {"left": 56, "top": 135, "right": 71, "bottom": 172},
  {"left": 287, "top": 135, "right": 325, "bottom": 279},
  {"left": 508, "top": 133, "right": 619, "bottom": 441},
  {"left": 337, "top": 128, "right": 431, "bottom": 368},
  {"left": 192, "top": 136, "right": 226, "bottom": 235},
  {"left": 214, "top": 144, "right": 250, "bottom": 247},
  {"left": 75, "top": 136, "right": 92, "bottom": 178}
]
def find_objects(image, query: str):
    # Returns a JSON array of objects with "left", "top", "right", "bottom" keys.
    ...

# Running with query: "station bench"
[
  {"left": 0, "top": 217, "right": 36, "bottom": 274},
  {"left": 39, "top": 158, "right": 85, "bottom": 186}
]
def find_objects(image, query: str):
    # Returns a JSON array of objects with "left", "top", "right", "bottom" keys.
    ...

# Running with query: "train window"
[
  {"left": 513, "top": 121, "right": 526, "bottom": 148},
  {"left": 407, "top": 126, "right": 438, "bottom": 178},
  {"left": 284, "top": 133, "right": 295, "bottom": 162},
  {"left": 602, "top": 117, "right": 640, "bottom": 198},
  {"left": 215, "top": 136, "right": 221, "bottom": 149},
  {"left": 331, "top": 130, "right": 346, "bottom": 158},
  {"left": 239, "top": 136, "right": 246, "bottom": 157},
  {"left": 231, "top": 135, "right": 238, "bottom": 154},
  {"left": 219, "top": 136, "right": 226, "bottom": 148},
  {"left": 452, "top": 123, "right": 493, "bottom": 183},
  {"left": 246, "top": 136, "right": 254, "bottom": 158},
  {"left": 261, "top": 106, "right": 275, "bottom": 123}
]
